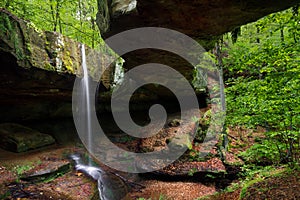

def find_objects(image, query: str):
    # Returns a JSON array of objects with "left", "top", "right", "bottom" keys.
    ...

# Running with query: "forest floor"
[
  {"left": 0, "top": 144, "right": 99, "bottom": 199},
  {"left": 202, "top": 170, "right": 300, "bottom": 200},
  {"left": 0, "top": 117, "right": 299, "bottom": 200}
]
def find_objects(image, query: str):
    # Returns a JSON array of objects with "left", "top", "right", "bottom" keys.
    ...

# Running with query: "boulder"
[{"left": 0, "top": 123, "right": 55, "bottom": 152}]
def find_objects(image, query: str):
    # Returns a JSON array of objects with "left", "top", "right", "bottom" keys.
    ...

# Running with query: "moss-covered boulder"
[{"left": 0, "top": 123, "right": 55, "bottom": 152}]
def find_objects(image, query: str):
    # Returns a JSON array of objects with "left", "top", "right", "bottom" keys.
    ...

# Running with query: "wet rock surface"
[{"left": 70, "top": 154, "right": 143, "bottom": 200}]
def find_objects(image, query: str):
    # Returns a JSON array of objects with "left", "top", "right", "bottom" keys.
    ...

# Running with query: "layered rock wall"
[{"left": 0, "top": 9, "right": 120, "bottom": 121}]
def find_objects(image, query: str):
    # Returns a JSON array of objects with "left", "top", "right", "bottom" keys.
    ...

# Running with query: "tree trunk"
[
  {"left": 5, "top": 0, "right": 11, "bottom": 8},
  {"left": 54, "top": 0, "right": 60, "bottom": 32},
  {"left": 49, "top": 0, "right": 56, "bottom": 31},
  {"left": 256, "top": 27, "right": 260, "bottom": 43},
  {"left": 280, "top": 27, "right": 284, "bottom": 42},
  {"left": 91, "top": 17, "right": 96, "bottom": 48}
]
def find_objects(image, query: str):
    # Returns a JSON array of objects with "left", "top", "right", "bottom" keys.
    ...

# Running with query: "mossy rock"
[
  {"left": 0, "top": 9, "right": 120, "bottom": 88},
  {"left": 0, "top": 123, "right": 55, "bottom": 152}
]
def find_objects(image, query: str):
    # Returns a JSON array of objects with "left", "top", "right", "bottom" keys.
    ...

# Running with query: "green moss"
[
  {"left": 197, "top": 36, "right": 220, "bottom": 50},
  {"left": 26, "top": 42, "right": 32, "bottom": 52},
  {"left": 15, "top": 39, "right": 25, "bottom": 59},
  {"left": 0, "top": 13, "right": 26, "bottom": 60},
  {"left": 0, "top": 14, "right": 13, "bottom": 39},
  {"left": 63, "top": 50, "right": 74, "bottom": 73},
  {"left": 14, "top": 164, "right": 34, "bottom": 176},
  {"left": 239, "top": 177, "right": 264, "bottom": 199},
  {"left": 26, "top": 21, "right": 43, "bottom": 35},
  {"left": 44, "top": 63, "right": 55, "bottom": 71},
  {"left": 4, "top": 15, "right": 12, "bottom": 32}
]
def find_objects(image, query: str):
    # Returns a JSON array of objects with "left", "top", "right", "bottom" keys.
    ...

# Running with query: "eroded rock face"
[
  {"left": 99, "top": 0, "right": 299, "bottom": 44},
  {"left": 0, "top": 8, "right": 119, "bottom": 83},
  {"left": 0, "top": 9, "right": 122, "bottom": 122},
  {"left": 97, "top": 0, "right": 300, "bottom": 84}
]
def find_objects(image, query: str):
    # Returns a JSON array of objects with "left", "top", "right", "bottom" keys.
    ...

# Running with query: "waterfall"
[{"left": 81, "top": 44, "right": 92, "bottom": 165}]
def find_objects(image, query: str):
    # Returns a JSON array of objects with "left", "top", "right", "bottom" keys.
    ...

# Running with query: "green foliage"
[
  {"left": 238, "top": 165, "right": 293, "bottom": 199},
  {"left": 0, "top": 191, "right": 10, "bottom": 199},
  {"left": 137, "top": 194, "right": 168, "bottom": 200},
  {"left": 1, "top": 0, "right": 104, "bottom": 49},
  {"left": 240, "top": 164, "right": 279, "bottom": 181},
  {"left": 224, "top": 7, "right": 300, "bottom": 166},
  {"left": 13, "top": 163, "right": 34, "bottom": 182},
  {"left": 239, "top": 177, "right": 264, "bottom": 199},
  {"left": 14, "top": 164, "right": 33, "bottom": 176},
  {"left": 223, "top": 182, "right": 240, "bottom": 193},
  {"left": 239, "top": 141, "right": 282, "bottom": 165},
  {"left": 194, "top": 110, "right": 211, "bottom": 143},
  {"left": 187, "top": 167, "right": 197, "bottom": 176}
]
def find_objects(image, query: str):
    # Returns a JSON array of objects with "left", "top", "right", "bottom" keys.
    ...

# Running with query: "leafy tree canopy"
[
  {"left": 223, "top": 6, "right": 300, "bottom": 165},
  {"left": 1, "top": 0, "right": 103, "bottom": 48}
]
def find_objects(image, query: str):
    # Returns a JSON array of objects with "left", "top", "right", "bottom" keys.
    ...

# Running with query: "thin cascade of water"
[
  {"left": 70, "top": 154, "right": 131, "bottom": 200},
  {"left": 81, "top": 44, "right": 92, "bottom": 165}
]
